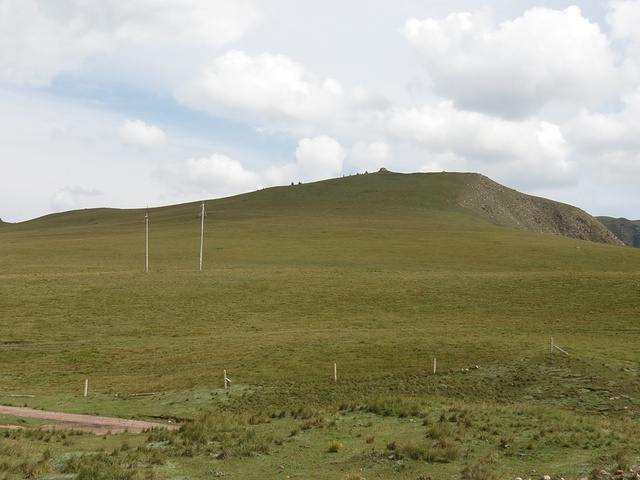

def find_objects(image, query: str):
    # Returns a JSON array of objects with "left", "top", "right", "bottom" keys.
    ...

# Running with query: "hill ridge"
[
  {"left": 455, "top": 173, "right": 622, "bottom": 245},
  {"left": 1, "top": 171, "right": 624, "bottom": 246}
]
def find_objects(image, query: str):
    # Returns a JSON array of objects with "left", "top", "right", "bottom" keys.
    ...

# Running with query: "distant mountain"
[{"left": 596, "top": 217, "right": 640, "bottom": 248}]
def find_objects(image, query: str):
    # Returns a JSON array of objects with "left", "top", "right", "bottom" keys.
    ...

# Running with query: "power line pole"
[
  {"left": 145, "top": 208, "right": 149, "bottom": 273},
  {"left": 199, "top": 201, "right": 206, "bottom": 271}
]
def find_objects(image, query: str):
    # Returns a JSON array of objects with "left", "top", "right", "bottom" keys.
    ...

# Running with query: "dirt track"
[{"left": 0, "top": 405, "right": 181, "bottom": 435}]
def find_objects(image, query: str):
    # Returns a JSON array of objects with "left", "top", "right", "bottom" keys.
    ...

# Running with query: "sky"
[{"left": 2, "top": 0, "right": 640, "bottom": 223}]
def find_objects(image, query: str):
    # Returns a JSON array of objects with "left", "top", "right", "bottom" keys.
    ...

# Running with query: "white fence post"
[
  {"left": 433, "top": 358, "right": 437, "bottom": 375},
  {"left": 223, "top": 370, "right": 232, "bottom": 389},
  {"left": 550, "top": 338, "right": 569, "bottom": 355},
  {"left": 334, "top": 363, "right": 337, "bottom": 382},
  {"left": 84, "top": 379, "right": 88, "bottom": 397}
]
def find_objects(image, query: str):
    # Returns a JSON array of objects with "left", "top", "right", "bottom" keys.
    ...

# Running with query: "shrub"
[
  {"left": 426, "top": 423, "right": 451, "bottom": 440},
  {"left": 614, "top": 448, "right": 631, "bottom": 471},
  {"left": 328, "top": 441, "right": 342, "bottom": 453},
  {"left": 347, "top": 472, "right": 366, "bottom": 480},
  {"left": 461, "top": 460, "right": 498, "bottom": 480},
  {"left": 399, "top": 443, "right": 428, "bottom": 461},
  {"left": 440, "top": 444, "right": 460, "bottom": 463}
]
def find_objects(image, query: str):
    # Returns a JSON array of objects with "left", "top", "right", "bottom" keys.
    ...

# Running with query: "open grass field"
[{"left": 1, "top": 172, "right": 639, "bottom": 479}]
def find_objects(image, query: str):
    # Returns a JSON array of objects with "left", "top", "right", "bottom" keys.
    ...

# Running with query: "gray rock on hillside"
[{"left": 457, "top": 174, "right": 623, "bottom": 246}]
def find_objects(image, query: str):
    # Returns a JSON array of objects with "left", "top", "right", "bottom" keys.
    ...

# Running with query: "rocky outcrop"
[{"left": 457, "top": 174, "right": 623, "bottom": 246}]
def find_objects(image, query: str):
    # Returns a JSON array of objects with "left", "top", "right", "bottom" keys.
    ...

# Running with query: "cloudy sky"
[{"left": 2, "top": 0, "right": 640, "bottom": 223}]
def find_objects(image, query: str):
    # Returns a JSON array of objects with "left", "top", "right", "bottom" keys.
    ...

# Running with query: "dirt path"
[{"left": 0, "top": 405, "right": 181, "bottom": 435}]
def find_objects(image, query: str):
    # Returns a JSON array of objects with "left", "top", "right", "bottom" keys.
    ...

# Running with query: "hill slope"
[
  {"left": 216, "top": 171, "right": 621, "bottom": 245},
  {"left": 6, "top": 171, "right": 623, "bottom": 247},
  {"left": 597, "top": 216, "right": 640, "bottom": 247},
  {"left": 456, "top": 173, "right": 622, "bottom": 245}
]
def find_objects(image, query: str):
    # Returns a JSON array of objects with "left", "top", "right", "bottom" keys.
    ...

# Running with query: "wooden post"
[
  {"left": 84, "top": 379, "right": 88, "bottom": 397},
  {"left": 224, "top": 370, "right": 227, "bottom": 389},
  {"left": 199, "top": 202, "right": 205, "bottom": 271},
  {"left": 334, "top": 363, "right": 337, "bottom": 382},
  {"left": 433, "top": 358, "right": 437, "bottom": 375},
  {"left": 550, "top": 337, "right": 554, "bottom": 354},
  {"left": 145, "top": 210, "right": 149, "bottom": 273}
]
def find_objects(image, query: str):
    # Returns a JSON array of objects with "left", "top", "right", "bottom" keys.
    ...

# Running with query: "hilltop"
[{"left": 212, "top": 170, "right": 622, "bottom": 246}]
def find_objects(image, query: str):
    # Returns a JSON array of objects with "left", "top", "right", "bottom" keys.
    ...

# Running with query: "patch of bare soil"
[{"left": 0, "top": 405, "right": 181, "bottom": 435}]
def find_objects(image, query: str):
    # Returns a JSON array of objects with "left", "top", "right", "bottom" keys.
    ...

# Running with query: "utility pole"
[
  {"left": 199, "top": 201, "right": 206, "bottom": 271},
  {"left": 145, "top": 208, "right": 149, "bottom": 273}
]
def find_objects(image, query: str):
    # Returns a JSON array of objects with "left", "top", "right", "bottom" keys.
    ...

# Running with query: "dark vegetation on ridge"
[
  {"left": 597, "top": 216, "right": 640, "bottom": 248},
  {"left": 0, "top": 171, "right": 639, "bottom": 479}
]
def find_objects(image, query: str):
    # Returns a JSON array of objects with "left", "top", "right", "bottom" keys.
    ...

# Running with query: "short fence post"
[
  {"left": 334, "top": 363, "right": 337, "bottom": 382},
  {"left": 550, "top": 337, "right": 554, "bottom": 354},
  {"left": 433, "top": 358, "right": 437, "bottom": 375},
  {"left": 84, "top": 379, "right": 88, "bottom": 397},
  {"left": 223, "top": 370, "right": 232, "bottom": 388}
]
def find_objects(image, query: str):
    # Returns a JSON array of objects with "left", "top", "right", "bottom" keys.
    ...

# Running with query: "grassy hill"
[{"left": 0, "top": 172, "right": 639, "bottom": 479}]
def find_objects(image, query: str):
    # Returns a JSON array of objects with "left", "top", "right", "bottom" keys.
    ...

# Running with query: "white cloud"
[
  {"left": 0, "top": 0, "right": 108, "bottom": 86},
  {"left": 563, "top": 87, "right": 640, "bottom": 184},
  {"left": 162, "top": 154, "right": 262, "bottom": 197},
  {"left": 403, "top": 6, "right": 619, "bottom": 119},
  {"left": 174, "top": 50, "right": 385, "bottom": 134},
  {"left": 0, "top": 0, "right": 260, "bottom": 86},
  {"left": 592, "top": 151, "right": 640, "bottom": 184},
  {"left": 262, "top": 135, "right": 348, "bottom": 185},
  {"left": 103, "top": 0, "right": 261, "bottom": 47},
  {"left": 160, "top": 135, "right": 345, "bottom": 196},
  {"left": 119, "top": 119, "right": 167, "bottom": 150},
  {"left": 264, "top": 162, "right": 301, "bottom": 186},
  {"left": 349, "top": 142, "right": 392, "bottom": 172},
  {"left": 295, "top": 135, "right": 346, "bottom": 181},
  {"left": 386, "top": 101, "right": 577, "bottom": 187},
  {"left": 608, "top": 0, "right": 640, "bottom": 42},
  {"left": 419, "top": 152, "right": 467, "bottom": 174},
  {"left": 162, "top": 135, "right": 346, "bottom": 194},
  {"left": 50, "top": 186, "right": 102, "bottom": 213},
  {"left": 606, "top": 0, "right": 640, "bottom": 85}
]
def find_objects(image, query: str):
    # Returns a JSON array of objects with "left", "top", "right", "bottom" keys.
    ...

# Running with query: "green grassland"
[{"left": 1, "top": 172, "right": 639, "bottom": 479}]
